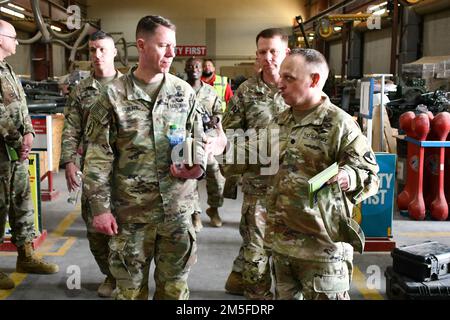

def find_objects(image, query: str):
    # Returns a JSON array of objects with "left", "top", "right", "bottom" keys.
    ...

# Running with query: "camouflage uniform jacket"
[
  {"left": 60, "top": 70, "right": 122, "bottom": 166},
  {"left": 267, "top": 95, "right": 379, "bottom": 261},
  {"left": 196, "top": 81, "right": 222, "bottom": 118},
  {"left": 83, "top": 66, "right": 207, "bottom": 224},
  {"left": 0, "top": 60, "right": 34, "bottom": 162},
  {"left": 221, "top": 72, "right": 288, "bottom": 195}
]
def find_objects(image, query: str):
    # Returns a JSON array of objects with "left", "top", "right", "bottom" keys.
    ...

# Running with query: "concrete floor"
[{"left": 1, "top": 170, "right": 450, "bottom": 300}]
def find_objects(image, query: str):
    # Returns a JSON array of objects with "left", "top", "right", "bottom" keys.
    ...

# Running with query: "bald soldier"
[
  {"left": 184, "top": 57, "right": 225, "bottom": 232},
  {"left": 267, "top": 48, "right": 379, "bottom": 299},
  {"left": 61, "top": 30, "right": 122, "bottom": 297},
  {"left": 0, "top": 20, "right": 58, "bottom": 290}
]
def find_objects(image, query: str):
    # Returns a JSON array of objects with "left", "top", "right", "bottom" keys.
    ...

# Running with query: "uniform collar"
[
  {"left": 87, "top": 69, "right": 122, "bottom": 89},
  {"left": 278, "top": 93, "right": 331, "bottom": 126},
  {"left": 124, "top": 65, "right": 180, "bottom": 103},
  {"left": 255, "top": 71, "right": 278, "bottom": 95},
  {"left": 0, "top": 60, "right": 12, "bottom": 72}
]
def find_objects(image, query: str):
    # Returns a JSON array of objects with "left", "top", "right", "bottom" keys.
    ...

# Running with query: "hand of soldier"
[
  {"left": 170, "top": 163, "right": 204, "bottom": 179},
  {"left": 327, "top": 169, "right": 350, "bottom": 191},
  {"left": 92, "top": 212, "right": 118, "bottom": 235},
  {"left": 65, "top": 162, "right": 81, "bottom": 192},
  {"left": 204, "top": 121, "right": 227, "bottom": 156},
  {"left": 19, "top": 133, "right": 33, "bottom": 162}
]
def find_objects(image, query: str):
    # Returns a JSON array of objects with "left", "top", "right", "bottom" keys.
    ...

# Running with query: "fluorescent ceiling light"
[
  {"left": 0, "top": 7, "right": 25, "bottom": 19},
  {"left": 334, "top": 26, "right": 342, "bottom": 31},
  {"left": 50, "top": 25, "right": 62, "bottom": 32},
  {"left": 7, "top": 3, "right": 25, "bottom": 11},
  {"left": 373, "top": 8, "right": 386, "bottom": 15},
  {"left": 368, "top": 1, "right": 387, "bottom": 12}
]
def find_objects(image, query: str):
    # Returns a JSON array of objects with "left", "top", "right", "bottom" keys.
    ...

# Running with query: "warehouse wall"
[
  {"left": 6, "top": 30, "right": 31, "bottom": 77},
  {"left": 363, "top": 27, "right": 392, "bottom": 74},
  {"left": 52, "top": 45, "right": 67, "bottom": 77},
  {"left": 423, "top": 8, "right": 450, "bottom": 56},
  {"left": 328, "top": 40, "right": 342, "bottom": 76},
  {"left": 88, "top": 0, "right": 305, "bottom": 75}
]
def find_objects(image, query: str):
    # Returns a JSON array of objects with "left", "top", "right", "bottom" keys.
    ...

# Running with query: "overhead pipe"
[
  {"left": 31, "top": 0, "right": 51, "bottom": 43},
  {"left": 390, "top": 0, "right": 399, "bottom": 76},
  {"left": 115, "top": 37, "right": 129, "bottom": 66},
  {"left": 48, "top": 27, "right": 83, "bottom": 40},
  {"left": 410, "top": 0, "right": 450, "bottom": 15},
  {"left": 297, "top": 0, "right": 357, "bottom": 30},
  {"left": 69, "top": 23, "right": 91, "bottom": 62},
  {"left": 18, "top": 31, "right": 43, "bottom": 45}
]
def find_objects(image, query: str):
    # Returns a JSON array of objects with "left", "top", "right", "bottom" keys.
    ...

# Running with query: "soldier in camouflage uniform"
[
  {"left": 61, "top": 30, "right": 122, "bottom": 297},
  {"left": 82, "top": 16, "right": 208, "bottom": 300},
  {"left": 0, "top": 20, "right": 58, "bottom": 290},
  {"left": 268, "top": 48, "right": 379, "bottom": 299},
  {"left": 185, "top": 57, "right": 225, "bottom": 232},
  {"left": 221, "top": 28, "right": 290, "bottom": 299}
]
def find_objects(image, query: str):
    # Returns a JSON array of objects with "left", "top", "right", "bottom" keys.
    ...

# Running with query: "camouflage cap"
[{"left": 316, "top": 183, "right": 365, "bottom": 254}]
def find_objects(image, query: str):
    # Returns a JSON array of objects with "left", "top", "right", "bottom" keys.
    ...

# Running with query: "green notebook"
[
  {"left": 6, "top": 145, "right": 19, "bottom": 161},
  {"left": 308, "top": 162, "right": 339, "bottom": 208}
]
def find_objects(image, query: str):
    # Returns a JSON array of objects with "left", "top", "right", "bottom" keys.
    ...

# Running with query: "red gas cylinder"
[
  {"left": 429, "top": 112, "right": 450, "bottom": 220},
  {"left": 407, "top": 113, "right": 430, "bottom": 220},
  {"left": 446, "top": 143, "right": 450, "bottom": 217},
  {"left": 398, "top": 112, "right": 416, "bottom": 211}
]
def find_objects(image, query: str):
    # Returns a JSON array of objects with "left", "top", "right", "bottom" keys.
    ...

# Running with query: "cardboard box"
[{"left": 51, "top": 114, "right": 65, "bottom": 172}]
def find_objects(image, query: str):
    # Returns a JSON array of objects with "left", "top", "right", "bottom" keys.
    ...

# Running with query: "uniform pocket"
[
  {"left": 313, "top": 272, "right": 349, "bottom": 294},
  {"left": 109, "top": 235, "right": 130, "bottom": 275},
  {"left": 183, "top": 227, "right": 197, "bottom": 271}
]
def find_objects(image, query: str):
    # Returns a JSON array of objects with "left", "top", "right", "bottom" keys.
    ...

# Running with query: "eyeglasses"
[{"left": 0, "top": 34, "right": 17, "bottom": 40}]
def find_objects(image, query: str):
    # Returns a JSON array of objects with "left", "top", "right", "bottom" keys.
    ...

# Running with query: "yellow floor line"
[
  {"left": 0, "top": 273, "right": 28, "bottom": 299},
  {"left": 0, "top": 207, "right": 80, "bottom": 299},
  {"left": 44, "top": 237, "right": 77, "bottom": 257},
  {"left": 353, "top": 266, "right": 384, "bottom": 300},
  {"left": 51, "top": 209, "right": 80, "bottom": 237},
  {"left": 397, "top": 232, "right": 450, "bottom": 237}
]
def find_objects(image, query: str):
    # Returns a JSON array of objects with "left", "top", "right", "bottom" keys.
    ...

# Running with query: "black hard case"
[
  {"left": 385, "top": 267, "right": 450, "bottom": 300},
  {"left": 391, "top": 241, "right": 450, "bottom": 282}
]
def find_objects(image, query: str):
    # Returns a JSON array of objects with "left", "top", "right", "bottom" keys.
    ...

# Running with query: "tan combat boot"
[
  {"left": 0, "top": 271, "right": 15, "bottom": 290},
  {"left": 206, "top": 207, "right": 222, "bottom": 227},
  {"left": 97, "top": 275, "right": 116, "bottom": 298},
  {"left": 16, "top": 242, "right": 59, "bottom": 274},
  {"left": 192, "top": 212, "right": 203, "bottom": 233},
  {"left": 225, "top": 271, "right": 244, "bottom": 295}
]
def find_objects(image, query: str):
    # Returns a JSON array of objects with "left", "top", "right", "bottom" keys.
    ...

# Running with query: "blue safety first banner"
[{"left": 359, "top": 153, "right": 396, "bottom": 237}]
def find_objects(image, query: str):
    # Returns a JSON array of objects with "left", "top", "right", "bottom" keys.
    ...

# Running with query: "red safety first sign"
[
  {"left": 31, "top": 117, "right": 47, "bottom": 134},
  {"left": 175, "top": 46, "right": 207, "bottom": 57}
]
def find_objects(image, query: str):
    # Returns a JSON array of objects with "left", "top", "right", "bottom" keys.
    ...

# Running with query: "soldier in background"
[
  {"left": 201, "top": 59, "right": 233, "bottom": 112},
  {"left": 185, "top": 57, "right": 225, "bottom": 231},
  {"left": 61, "top": 30, "right": 122, "bottom": 297},
  {"left": 221, "top": 28, "right": 290, "bottom": 299},
  {"left": 82, "top": 15, "right": 208, "bottom": 300},
  {"left": 0, "top": 20, "right": 58, "bottom": 290},
  {"left": 269, "top": 48, "right": 379, "bottom": 299}
]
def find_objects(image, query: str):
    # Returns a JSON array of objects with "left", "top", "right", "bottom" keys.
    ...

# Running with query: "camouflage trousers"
[
  {"left": 109, "top": 215, "right": 197, "bottom": 300},
  {"left": 192, "top": 158, "right": 225, "bottom": 214},
  {"left": 0, "top": 160, "right": 35, "bottom": 246},
  {"left": 205, "top": 158, "right": 225, "bottom": 208},
  {"left": 80, "top": 193, "right": 111, "bottom": 277},
  {"left": 230, "top": 193, "right": 272, "bottom": 300},
  {"left": 272, "top": 251, "right": 353, "bottom": 300}
]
